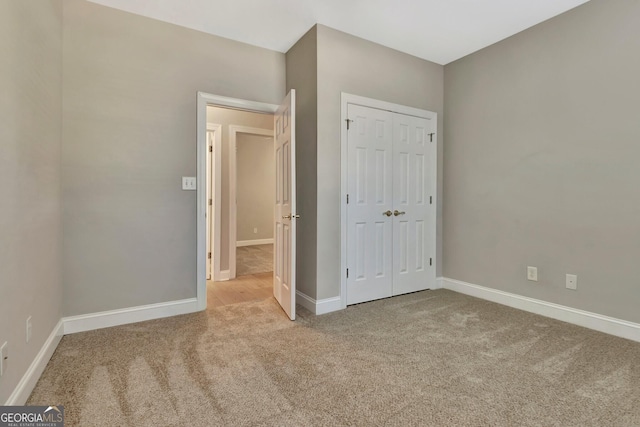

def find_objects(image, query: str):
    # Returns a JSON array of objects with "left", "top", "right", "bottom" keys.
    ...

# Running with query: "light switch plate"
[{"left": 182, "top": 177, "right": 196, "bottom": 190}]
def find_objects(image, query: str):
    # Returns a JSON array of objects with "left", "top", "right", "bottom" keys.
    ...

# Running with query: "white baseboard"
[
  {"left": 435, "top": 276, "right": 444, "bottom": 290},
  {"left": 316, "top": 296, "right": 342, "bottom": 315},
  {"left": 442, "top": 277, "right": 640, "bottom": 343},
  {"left": 62, "top": 298, "right": 200, "bottom": 335},
  {"left": 236, "top": 238, "right": 274, "bottom": 247},
  {"left": 217, "top": 270, "right": 230, "bottom": 281},
  {"left": 296, "top": 291, "right": 342, "bottom": 315},
  {"left": 296, "top": 291, "right": 316, "bottom": 313},
  {"left": 5, "top": 320, "right": 64, "bottom": 405},
  {"left": 7, "top": 298, "right": 201, "bottom": 404}
]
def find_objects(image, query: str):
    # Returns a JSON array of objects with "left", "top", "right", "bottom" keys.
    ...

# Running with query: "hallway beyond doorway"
[
  {"left": 236, "top": 244, "right": 273, "bottom": 277},
  {"left": 207, "top": 272, "right": 272, "bottom": 308}
]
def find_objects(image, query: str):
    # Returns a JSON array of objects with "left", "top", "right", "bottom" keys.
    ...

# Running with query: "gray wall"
[
  {"left": 0, "top": 0, "right": 63, "bottom": 403},
  {"left": 237, "top": 133, "right": 275, "bottom": 242},
  {"left": 206, "top": 107, "right": 273, "bottom": 270},
  {"left": 444, "top": 0, "right": 640, "bottom": 323},
  {"left": 285, "top": 26, "right": 318, "bottom": 298},
  {"left": 316, "top": 25, "right": 444, "bottom": 300},
  {"left": 62, "top": 0, "right": 285, "bottom": 315}
]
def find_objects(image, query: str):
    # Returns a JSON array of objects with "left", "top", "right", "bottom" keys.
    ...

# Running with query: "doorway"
[
  {"left": 206, "top": 108, "right": 274, "bottom": 307},
  {"left": 229, "top": 126, "right": 275, "bottom": 279},
  {"left": 196, "top": 91, "right": 298, "bottom": 319}
]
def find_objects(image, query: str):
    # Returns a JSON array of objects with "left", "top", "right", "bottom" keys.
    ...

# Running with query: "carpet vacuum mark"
[{"left": 28, "top": 290, "right": 640, "bottom": 426}]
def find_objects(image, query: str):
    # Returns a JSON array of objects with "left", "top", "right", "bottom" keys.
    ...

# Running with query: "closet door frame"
[{"left": 340, "top": 93, "right": 438, "bottom": 309}]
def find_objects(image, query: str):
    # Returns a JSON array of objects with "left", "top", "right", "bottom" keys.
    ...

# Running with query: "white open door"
[{"left": 274, "top": 90, "right": 296, "bottom": 320}]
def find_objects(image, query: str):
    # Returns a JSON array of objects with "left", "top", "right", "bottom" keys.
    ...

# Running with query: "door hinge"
[
  {"left": 208, "top": 252, "right": 212, "bottom": 259},
  {"left": 209, "top": 145, "right": 213, "bottom": 153},
  {"left": 346, "top": 119, "right": 353, "bottom": 130},
  {"left": 429, "top": 133, "right": 435, "bottom": 142},
  {"left": 346, "top": 268, "right": 349, "bottom": 278},
  {"left": 430, "top": 196, "right": 433, "bottom": 205},
  {"left": 346, "top": 194, "right": 349, "bottom": 204},
  {"left": 430, "top": 258, "right": 433, "bottom": 266},
  {"left": 208, "top": 199, "right": 212, "bottom": 206}
]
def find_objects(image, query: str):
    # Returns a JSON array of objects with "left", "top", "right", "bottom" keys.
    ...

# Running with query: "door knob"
[
  {"left": 393, "top": 210, "right": 406, "bottom": 216},
  {"left": 282, "top": 214, "right": 301, "bottom": 219},
  {"left": 382, "top": 210, "right": 393, "bottom": 217}
]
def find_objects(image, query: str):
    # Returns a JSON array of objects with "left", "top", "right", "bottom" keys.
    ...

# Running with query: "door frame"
[
  {"left": 339, "top": 92, "right": 438, "bottom": 309},
  {"left": 206, "top": 123, "right": 222, "bottom": 281},
  {"left": 196, "top": 92, "right": 278, "bottom": 311},
  {"left": 228, "top": 125, "right": 275, "bottom": 279}
]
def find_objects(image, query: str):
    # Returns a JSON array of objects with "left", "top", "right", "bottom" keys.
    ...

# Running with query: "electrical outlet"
[
  {"left": 26, "top": 316, "right": 32, "bottom": 343},
  {"left": 527, "top": 266, "right": 538, "bottom": 281},
  {"left": 0, "top": 342, "right": 7, "bottom": 377},
  {"left": 566, "top": 274, "right": 577, "bottom": 290},
  {"left": 253, "top": 227, "right": 258, "bottom": 234}
]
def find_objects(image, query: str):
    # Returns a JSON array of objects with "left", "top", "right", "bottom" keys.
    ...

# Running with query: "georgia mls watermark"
[{"left": 0, "top": 406, "right": 64, "bottom": 427}]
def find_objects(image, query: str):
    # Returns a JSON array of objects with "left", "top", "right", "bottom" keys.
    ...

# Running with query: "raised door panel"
[
  {"left": 273, "top": 90, "right": 296, "bottom": 320},
  {"left": 392, "top": 113, "right": 435, "bottom": 295},
  {"left": 346, "top": 104, "right": 394, "bottom": 305}
]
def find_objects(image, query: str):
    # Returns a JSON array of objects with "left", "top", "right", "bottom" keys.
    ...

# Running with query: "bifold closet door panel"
[
  {"left": 346, "top": 104, "right": 394, "bottom": 305},
  {"left": 392, "top": 113, "right": 434, "bottom": 296}
]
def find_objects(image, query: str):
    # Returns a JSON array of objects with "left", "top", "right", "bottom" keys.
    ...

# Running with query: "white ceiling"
[{"left": 87, "top": 0, "right": 589, "bottom": 65}]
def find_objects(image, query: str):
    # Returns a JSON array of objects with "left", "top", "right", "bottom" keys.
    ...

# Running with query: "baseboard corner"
[
  {"left": 296, "top": 291, "right": 342, "bottom": 316},
  {"left": 5, "top": 319, "right": 64, "bottom": 406},
  {"left": 296, "top": 291, "right": 316, "bottom": 314}
]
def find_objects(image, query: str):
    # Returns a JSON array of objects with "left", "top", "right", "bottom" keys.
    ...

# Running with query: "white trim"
[
  {"left": 435, "top": 276, "right": 444, "bottom": 289},
  {"left": 206, "top": 124, "right": 222, "bottom": 282},
  {"left": 340, "top": 95, "right": 348, "bottom": 309},
  {"left": 218, "top": 270, "right": 231, "bottom": 281},
  {"left": 62, "top": 298, "right": 199, "bottom": 335},
  {"left": 236, "top": 238, "right": 274, "bottom": 247},
  {"left": 342, "top": 93, "right": 436, "bottom": 119},
  {"left": 316, "top": 297, "right": 342, "bottom": 315},
  {"left": 5, "top": 320, "right": 64, "bottom": 405},
  {"left": 442, "top": 277, "right": 640, "bottom": 343},
  {"left": 197, "top": 92, "right": 278, "bottom": 311},
  {"left": 228, "top": 125, "right": 275, "bottom": 279},
  {"left": 340, "top": 92, "right": 438, "bottom": 310},
  {"left": 296, "top": 291, "right": 316, "bottom": 314},
  {"left": 198, "top": 93, "right": 278, "bottom": 113},
  {"left": 295, "top": 291, "right": 342, "bottom": 316}
]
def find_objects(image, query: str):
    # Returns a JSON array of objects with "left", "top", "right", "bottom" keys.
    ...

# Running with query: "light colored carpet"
[
  {"left": 207, "top": 272, "right": 273, "bottom": 308},
  {"left": 28, "top": 290, "right": 640, "bottom": 426},
  {"left": 236, "top": 244, "right": 273, "bottom": 276}
]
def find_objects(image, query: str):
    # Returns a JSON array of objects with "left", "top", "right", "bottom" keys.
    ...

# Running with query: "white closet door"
[
  {"left": 392, "top": 113, "right": 435, "bottom": 295},
  {"left": 346, "top": 104, "right": 394, "bottom": 305}
]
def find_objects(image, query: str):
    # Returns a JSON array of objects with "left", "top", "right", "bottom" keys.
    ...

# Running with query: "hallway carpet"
[
  {"left": 207, "top": 272, "right": 273, "bottom": 308},
  {"left": 236, "top": 244, "right": 273, "bottom": 276},
  {"left": 28, "top": 290, "right": 640, "bottom": 426}
]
